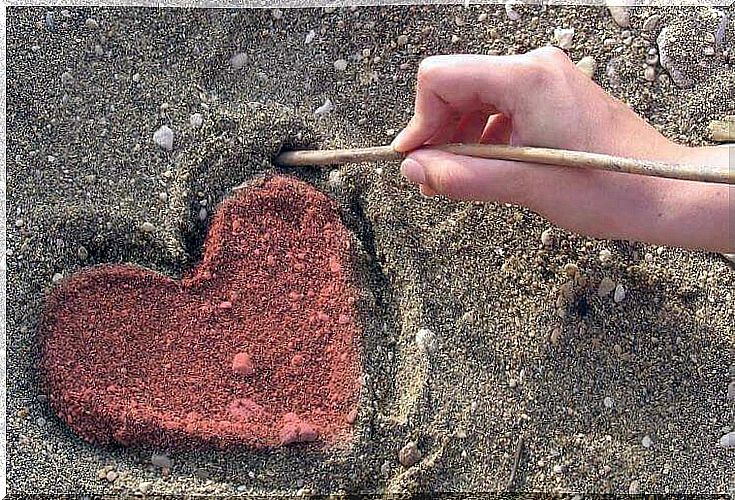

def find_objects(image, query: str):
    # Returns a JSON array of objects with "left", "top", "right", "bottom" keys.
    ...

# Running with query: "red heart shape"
[{"left": 39, "top": 176, "right": 361, "bottom": 449}]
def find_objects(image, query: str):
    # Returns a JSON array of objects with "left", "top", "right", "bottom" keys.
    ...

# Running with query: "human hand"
[{"left": 393, "top": 47, "right": 732, "bottom": 253}]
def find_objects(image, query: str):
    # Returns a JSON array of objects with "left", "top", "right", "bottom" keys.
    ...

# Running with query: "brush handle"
[{"left": 274, "top": 143, "right": 734, "bottom": 185}]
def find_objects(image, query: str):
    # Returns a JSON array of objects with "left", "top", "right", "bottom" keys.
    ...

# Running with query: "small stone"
[
  {"left": 550, "top": 327, "right": 562, "bottom": 345},
  {"left": 198, "top": 207, "right": 208, "bottom": 221},
  {"left": 158, "top": 192, "right": 168, "bottom": 202},
  {"left": 576, "top": 56, "right": 597, "bottom": 78},
  {"left": 94, "top": 44, "right": 104, "bottom": 56},
  {"left": 398, "top": 441, "right": 422, "bottom": 467},
  {"left": 333, "top": 59, "right": 348, "bottom": 71},
  {"left": 190, "top": 113, "right": 203, "bottom": 128},
  {"left": 645, "top": 52, "right": 659, "bottom": 66},
  {"left": 598, "top": 277, "right": 616, "bottom": 297},
  {"left": 598, "top": 248, "right": 612, "bottom": 264},
  {"left": 138, "top": 482, "right": 152, "bottom": 494},
  {"left": 540, "top": 228, "right": 554, "bottom": 246},
  {"left": 152, "top": 125, "right": 174, "bottom": 151},
  {"left": 416, "top": 328, "right": 438, "bottom": 354},
  {"left": 603, "top": 396, "right": 614, "bottom": 409},
  {"left": 61, "top": 71, "right": 74, "bottom": 85},
  {"left": 553, "top": 464, "right": 564, "bottom": 474},
  {"left": 151, "top": 453, "right": 172, "bottom": 469},
  {"left": 727, "top": 381, "right": 735, "bottom": 401},
  {"left": 397, "top": 34, "right": 408, "bottom": 46},
  {"left": 642, "top": 435, "right": 653, "bottom": 448},
  {"left": 132, "top": 72, "right": 141, "bottom": 83},
  {"left": 232, "top": 352, "right": 255, "bottom": 376},
  {"left": 508, "top": 378, "right": 518, "bottom": 388},
  {"left": 613, "top": 283, "right": 626, "bottom": 303},
  {"left": 85, "top": 17, "right": 99, "bottom": 29},
  {"left": 14, "top": 218, "right": 24, "bottom": 228},
  {"left": 628, "top": 480, "right": 640, "bottom": 495},
  {"left": 704, "top": 46, "right": 715, "bottom": 56},
  {"left": 314, "top": 98, "right": 334, "bottom": 116},
  {"left": 642, "top": 14, "right": 660, "bottom": 33},
  {"left": 229, "top": 52, "right": 248, "bottom": 70},
  {"left": 718, "top": 431, "right": 735, "bottom": 448},
  {"left": 77, "top": 246, "right": 89, "bottom": 261},
  {"left": 140, "top": 222, "right": 156, "bottom": 233},
  {"left": 305, "top": 30, "right": 316, "bottom": 44},
  {"left": 451, "top": 34, "right": 460, "bottom": 44},
  {"left": 52, "top": 272, "right": 64, "bottom": 284},
  {"left": 328, "top": 169, "right": 342, "bottom": 188},
  {"left": 553, "top": 27, "right": 575, "bottom": 50},
  {"left": 505, "top": 0, "right": 522, "bottom": 21},
  {"left": 478, "top": 13, "right": 488, "bottom": 22},
  {"left": 607, "top": 4, "right": 630, "bottom": 28},
  {"left": 271, "top": 8, "right": 283, "bottom": 19},
  {"left": 562, "top": 263, "right": 579, "bottom": 277},
  {"left": 106, "top": 470, "right": 118, "bottom": 482},
  {"left": 644, "top": 66, "right": 656, "bottom": 82}
]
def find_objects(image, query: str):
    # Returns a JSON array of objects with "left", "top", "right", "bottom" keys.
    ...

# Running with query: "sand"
[{"left": 6, "top": 4, "right": 734, "bottom": 495}]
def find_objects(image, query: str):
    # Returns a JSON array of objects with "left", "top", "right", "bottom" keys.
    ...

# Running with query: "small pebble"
[
  {"left": 562, "top": 263, "right": 579, "bottom": 277},
  {"left": 642, "top": 14, "right": 660, "bottom": 33},
  {"left": 628, "top": 480, "right": 640, "bottom": 494},
  {"left": 190, "top": 113, "right": 203, "bottom": 128},
  {"left": 140, "top": 222, "right": 156, "bottom": 233},
  {"left": 106, "top": 470, "right": 118, "bottom": 482},
  {"left": 576, "top": 56, "right": 597, "bottom": 78},
  {"left": 704, "top": 46, "right": 715, "bottom": 56},
  {"left": 550, "top": 327, "right": 562, "bottom": 345},
  {"left": 553, "top": 464, "right": 564, "bottom": 474},
  {"left": 644, "top": 66, "right": 656, "bottom": 82},
  {"left": 151, "top": 453, "right": 172, "bottom": 469},
  {"left": 540, "top": 228, "right": 554, "bottom": 246},
  {"left": 77, "top": 246, "right": 89, "bottom": 261},
  {"left": 642, "top": 435, "right": 653, "bottom": 448},
  {"left": 598, "top": 248, "right": 612, "bottom": 264},
  {"left": 138, "top": 482, "right": 152, "bottom": 494},
  {"left": 14, "top": 218, "right": 24, "bottom": 228},
  {"left": 271, "top": 8, "right": 283, "bottom": 19},
  {"left": 229, "top": 52, "right": 248, "bottom": 70},
  {"left": 198, "top": 207, "right": 208, "bottom": 221},
  {"left": 158, "top": 192, "right": 168, "bottom": 202},
  {"left": 613, "top": 283, "right": 626, "bottom": 303},
  {"left": 94, "top": 44, "right": 104, "bottom": 56},
  {"left": 415, "top": 327, "right": 439, "bottom": 354},
  {"left": 607, "top": 4, "right": 630, "bottom": 28},
  {"left": 333, "top": 59, "right": 348, "bottom": 71},
  {"left": 397, "top": 34, "right": 408, "bottom": 46},
  {"left": 85, "top": 17, "right": 99, "bottom": 30},
  {"left": 61, "top": 71, "right": 74, "bottom": 85},
  {"left": 52, "top": 272, "right": 64, "bottom": 284},
  {"left": 645, "top": 52, "right": 659, "bottom": 66},
  {"left": 554, "top": 27, "right": 575, "bottom": 50},
  {"left": 505, "top": 0, "right": 522, "bottom": 21},
  {"left": 718, "top": 431, "right": 735, "bottom": 448},
  {"left": 451, "top": 34, "right": 460, "bottom": 44},
  {"left": 232, "top": 352, "right": 255, "bottom": 376},
  {"left": 398, "top": 441, "right": 422, "bottom": 467},
  {"left": 314, "top": 98, "right": 334, "bottom": 116},
  {"left": 328, "top": 169, "right": 342, "bottom": 187},
  {"left": 305, "top": 30, "right": 316, "bottom": 44},
  {"left": 598, "top": 277, "right": 616, "bottom": 297},
  {"left": 152, "top": 125, "right": 174, "bottom": 151},
  {"left": 603, "top": 396, "right": 614, "bottom": 408},
  {"left": 478, "top": 13, "right": 488, "bottom": 22},
  {"left": 132, "top": 72, "right": 141, "bottom": 83}
]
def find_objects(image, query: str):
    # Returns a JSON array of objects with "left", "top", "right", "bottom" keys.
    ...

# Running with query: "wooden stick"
[{"left": 274, "top": 143, "right": 734, "bottom": 185}]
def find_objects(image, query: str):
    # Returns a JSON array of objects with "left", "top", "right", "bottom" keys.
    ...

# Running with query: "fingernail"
[
  {"left": 400, "top": 158, "right": 426, "bottom": 184},
  {"left": 391, "top": 128, "right": 407, "bottom": 151}
]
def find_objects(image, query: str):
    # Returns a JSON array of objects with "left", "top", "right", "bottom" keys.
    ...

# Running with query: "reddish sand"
[{"left": 39, "top": 176, "right": 362, "bottom": 450}]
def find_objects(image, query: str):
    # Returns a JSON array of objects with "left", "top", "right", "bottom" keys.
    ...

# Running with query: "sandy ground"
[{"left": 6, "top": 5, "right": 735, "bottom": 495}]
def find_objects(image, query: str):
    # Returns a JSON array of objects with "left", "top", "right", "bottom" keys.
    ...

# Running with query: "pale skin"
[{"left": 392, "top": 47, "right": 733, "bottom": 254}]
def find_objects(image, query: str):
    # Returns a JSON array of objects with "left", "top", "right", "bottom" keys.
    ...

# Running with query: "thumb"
[{"left": 400, "top": 149, "right": 541, "bottom": 205}]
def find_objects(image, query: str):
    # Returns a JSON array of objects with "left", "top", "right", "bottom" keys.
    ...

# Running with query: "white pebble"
[
  {"left": 628, "top": 480, "right": 640, "bottom": 495},
  {"left": 478, "top": 13, "right": 488, "bottom": 22},
  {"left": 14, "top": 219, "right": 24, "bottom": 228},
  {"left": 189, "top": 113, "right": 203, "bottom": 128},
  {"left": 642, "top": 435, "right": 653, "bottom": 448},
  {"left": 642, "top": 14, "right": 660, "bottom": 32},
  {"left": 271, "top": 8, "right": 283, "bottom": 19},
  {"left": 718, "top": 431, "right": 735, "bottom": 448},
  {"left": 85, "top": 17, "right": 99, "bottom": 29},
  {"left": 540, "top": 228, "right": 554, "bottom": 246},
  {"left": 314, "top": 98, "right": 334, "bottom": 116},
  {"left": 61, "top": 71, "right": 74, "bottom": 85},
  {"left": 140, "top": 222, "right": 156, "bottom": 233},
  {"left": 153, "top": 125, "right": 174, "bottom": 151},
  {"left": 305, "top": 30, "right": 316, "bottom": 44},
  {"left": 94, "top": 44, "right": 104, "bottom": 56},
  {"left": 52, "top": 272, "right": 64, "bottom": 284},
  {"left": 607, "top": 4, "right": 630, "bottom": 28},
  {"left": 553, "top": 464, "right": 564, "bottom": 474},
  {"left": 505, "top": 0, "right": 522, "bottom": 21},
  {"left": 416, "top": 328, "right": 439, "bottom": 354},
  {"left": 198, "top": 208, "right": 208, "bottom": 221},
  {"left": 132, "top": 72, "right": 141, "bottom": 83},
  {"left": 576, "top": 56, "right": 597, "bottom": 78},
  {"left": 644, "top": 66, "right": 656, "bottom": 82},
  {"left": 333, "top": 59, "right": 348, "bottom": 71},
  {"left": 328, "top": 169, "right": 342, "bottom": 187},
  {"left": 613, "top": 283, "right": 626, "bottom": 303},
  {"left": 158, "top": 192, "right": 168, "bottom": 202},
  {"left": 229, "top": 52, "right": 248, "bottom": 70},
  {"left": 599, "top": 248, "right": 612, "bottom": 264},
  {"left": 603, "top": 396, "right": 614, "bottom": 409},
  {"left": 553, "top": 27, "right": 575, "bottom": 49},
  {"left": 397, "top": 34, "right": 408, "bottom": 46},
  {"left": 451, "top": 34, "right": 460, "bottom": 44}
]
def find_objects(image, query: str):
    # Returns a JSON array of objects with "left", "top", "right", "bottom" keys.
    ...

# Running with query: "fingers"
[
  {"left": 400, "top": 149, "right": 539, "bottom": 205},
  {"left": 391, "top": 50, "right": 570, "bottom": 152}
]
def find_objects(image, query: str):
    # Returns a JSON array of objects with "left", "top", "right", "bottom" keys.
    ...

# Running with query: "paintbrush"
[{"left": 274, "top": 143, "right": 734, "bottom": 185}]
